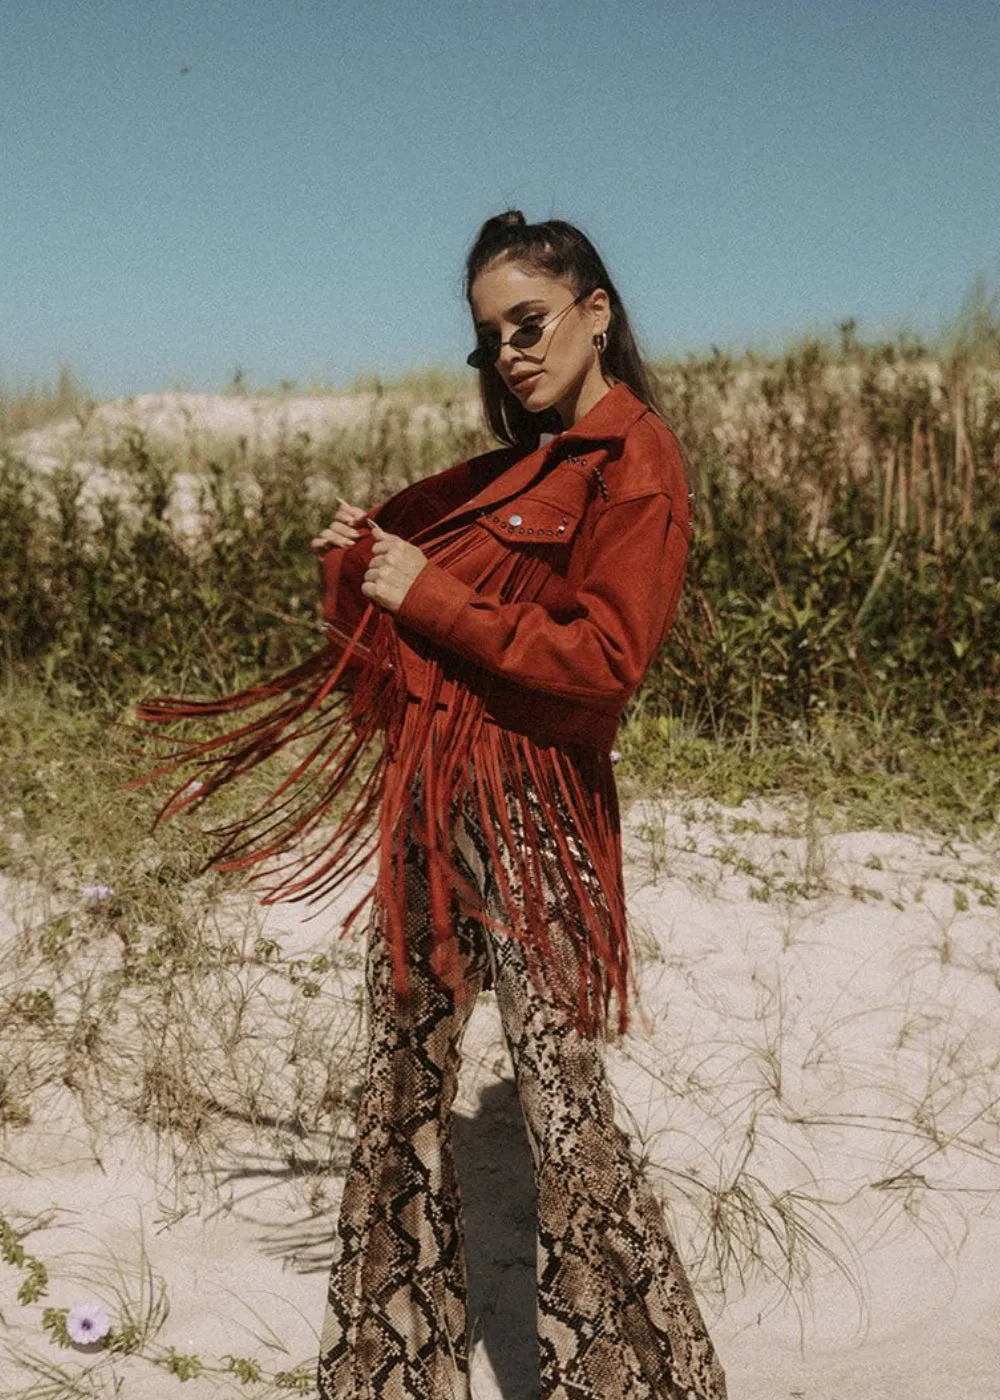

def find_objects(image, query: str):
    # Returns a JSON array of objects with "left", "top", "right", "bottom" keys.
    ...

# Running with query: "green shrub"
[{"left": 2, "top": 350, "right": 997, "bottom": 740}]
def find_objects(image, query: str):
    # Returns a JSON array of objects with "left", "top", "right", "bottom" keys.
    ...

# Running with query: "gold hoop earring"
[{"left": 594, "top": 331, "right": 608, "bottom": 355}]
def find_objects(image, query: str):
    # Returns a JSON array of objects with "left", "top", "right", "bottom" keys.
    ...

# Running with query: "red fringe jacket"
[{"left": 130, "top": 382, "right": 691, "bottom": 1036}]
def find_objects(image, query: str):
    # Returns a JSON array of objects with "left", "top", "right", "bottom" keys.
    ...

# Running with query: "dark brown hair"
[{"left": 464, "top": 209, "right": 665, "bottom": 448}]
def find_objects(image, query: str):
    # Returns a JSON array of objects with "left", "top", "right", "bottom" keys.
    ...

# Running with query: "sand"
[{"left": 2, "top": 796, "right": 998, "bottom": 1398}]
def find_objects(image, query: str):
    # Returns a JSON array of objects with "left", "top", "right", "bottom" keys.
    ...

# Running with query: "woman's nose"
[{"left": 497, "top": 339, "right": 522, "bottom": 376}]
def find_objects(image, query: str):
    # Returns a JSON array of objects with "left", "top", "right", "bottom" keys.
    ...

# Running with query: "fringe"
[{"left": 127, "top": 518, "right": 630, "bottom": 1037}]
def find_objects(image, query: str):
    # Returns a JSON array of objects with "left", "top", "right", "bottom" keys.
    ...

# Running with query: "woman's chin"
[{"left": 518, "top": 382, "right": 555, "bottom": 414}]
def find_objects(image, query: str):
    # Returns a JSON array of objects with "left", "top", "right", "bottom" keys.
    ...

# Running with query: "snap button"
[{"left": 508, "top": 513, "right": 522, "bottom": 527}]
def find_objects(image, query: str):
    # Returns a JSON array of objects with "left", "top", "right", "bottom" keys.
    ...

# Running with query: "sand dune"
[
  {"left": 12, "top": 390, "right": 478, "bottom": 469},
  {"left": 2, "top": 797, "right": 998, "bottom": 1397},
  {"left": 8, "top": 390, "right": 479, "bottom": 543}
]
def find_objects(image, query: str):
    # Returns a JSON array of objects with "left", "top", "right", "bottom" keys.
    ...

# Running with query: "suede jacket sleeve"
[
  {"left": 395, "top": 421, "right": 690, "bottom": 704},
  {"left": 318, "top": 448, "right": 515, "bottom": 639}
]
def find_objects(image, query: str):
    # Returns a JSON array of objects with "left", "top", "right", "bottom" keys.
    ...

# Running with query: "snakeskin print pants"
[{"left": 317, "top": 765, "right": 727, "bottom": 1400}]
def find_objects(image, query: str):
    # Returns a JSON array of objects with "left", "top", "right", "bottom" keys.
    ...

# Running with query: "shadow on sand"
[{"left": 454, "top": 1077, "right": 540, "bottom": 1400}]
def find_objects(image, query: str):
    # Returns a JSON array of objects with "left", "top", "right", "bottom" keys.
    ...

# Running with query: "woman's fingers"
[
  {"left": 335, "top": 497, "right": 367, "bottom": 523},
  {"left": 309, "top": 521, "right": 361, "bottom": 552},
  {"left": 310, "top": 497, "right": 376, "bottom": 551},
  {"left": 309, "top": 498, "right": 372, "bottom": 550}
]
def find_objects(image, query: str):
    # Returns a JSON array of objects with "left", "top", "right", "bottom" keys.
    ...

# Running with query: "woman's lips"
[{"left": 510, "top": 370, "right": 543, "bottom": 395}]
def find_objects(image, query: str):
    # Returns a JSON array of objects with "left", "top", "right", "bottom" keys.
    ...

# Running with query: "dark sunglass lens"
[
  {"left": 468, "top": 335, "right": 500, "bottom": 369},
  {"left": 510, "top": 324, "right": 544, "bottom": 351}
]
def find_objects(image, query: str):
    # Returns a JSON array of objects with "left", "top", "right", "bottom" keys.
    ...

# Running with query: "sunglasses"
[{"left": 467, "top": 290, "right": 592, "bottom": 370}]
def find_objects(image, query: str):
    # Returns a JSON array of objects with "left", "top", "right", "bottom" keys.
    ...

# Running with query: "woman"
[{"left": 134, "top": 211, "right": 727, "bottom": 1399}]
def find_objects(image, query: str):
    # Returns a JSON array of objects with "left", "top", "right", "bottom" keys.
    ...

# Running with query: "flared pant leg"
[
  {"left": 461, "top": 783, "right": 728, "bottom": 1400},
  {"left": 488, "top": 932, "right": 726, "bottom": 1400},
  {"left": 316, "top": 835, "right": 489, "bottom": 1400}
]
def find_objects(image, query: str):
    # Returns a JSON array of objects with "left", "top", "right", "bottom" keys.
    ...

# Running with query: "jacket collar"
[
  {"left": 551, "top": 379, "right": 649, "bottom": 446},
  {"left": 428, "top": 381, "right": 650, "bottom": 534}
]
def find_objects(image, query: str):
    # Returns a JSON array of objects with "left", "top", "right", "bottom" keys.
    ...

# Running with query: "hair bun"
[{"left": 468, "top": 209, "right": 530, "bottom": 261}]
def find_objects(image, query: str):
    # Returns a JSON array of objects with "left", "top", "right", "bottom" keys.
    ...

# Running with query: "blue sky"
[{"left": 2, "top": 0, "right": 997, "bottom": 397}]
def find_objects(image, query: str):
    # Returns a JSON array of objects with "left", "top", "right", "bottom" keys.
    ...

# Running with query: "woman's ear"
[{"left": 587, "top": 288, "right": 611, "bottom": 337}]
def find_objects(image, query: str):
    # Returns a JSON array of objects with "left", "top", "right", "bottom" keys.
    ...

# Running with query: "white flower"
[
  {"left": 66, "top": 1302, "right": 111, "bottom": 1346},
  {"left": 79, "top": 884, "right": 114, "bottom": 903},
  {"left": 609, "top": 749, "right": 622, "bottom": 764}
]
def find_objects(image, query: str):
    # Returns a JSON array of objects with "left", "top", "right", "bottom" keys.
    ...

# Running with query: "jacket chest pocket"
[
  {"left": 478, "top": 494, "right": 585, "bottom": 546},
  {"left": 475, "top": 451, "right": 597, "bottom": 549}
]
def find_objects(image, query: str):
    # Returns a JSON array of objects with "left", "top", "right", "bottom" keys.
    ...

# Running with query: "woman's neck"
[{"left": 553, "top": 370, "right": 617, "bottom": 430}]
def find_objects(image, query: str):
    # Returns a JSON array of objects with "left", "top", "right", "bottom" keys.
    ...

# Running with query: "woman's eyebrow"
[{"left": 474, "top": 299, "right": 546, "bottom": 331}]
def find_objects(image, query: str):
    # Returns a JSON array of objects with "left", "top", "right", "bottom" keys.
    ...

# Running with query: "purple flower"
[
  {"left": 66, "top": 1303, "right": 111, "bottom": 1346},
  {"left": 79, "top": 884, "right": 114, "bottom": 903}
]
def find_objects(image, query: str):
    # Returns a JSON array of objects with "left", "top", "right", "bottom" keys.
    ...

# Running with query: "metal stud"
[{"left": 508, "top": 513, "right": 522, "bottom": 527}]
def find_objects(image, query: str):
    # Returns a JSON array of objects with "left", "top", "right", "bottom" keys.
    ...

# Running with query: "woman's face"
[{"left": 469, "top": 258, "right": 612, "bottom": 429}]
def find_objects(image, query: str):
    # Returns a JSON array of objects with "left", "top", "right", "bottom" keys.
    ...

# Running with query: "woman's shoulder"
[{"left": 610, "top": 407, "right": 689, "bottom": 507}]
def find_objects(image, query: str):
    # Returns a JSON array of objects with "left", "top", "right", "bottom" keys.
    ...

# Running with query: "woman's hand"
[
  {"left": 310, "top": 498, "right": 367, "bottom": 553},
  {"left": 361, "top": 522, "right": 428, "bottom": 614}
]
